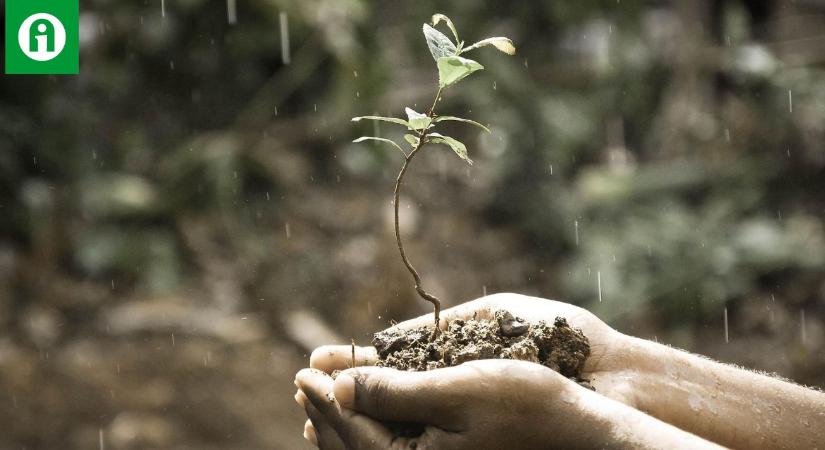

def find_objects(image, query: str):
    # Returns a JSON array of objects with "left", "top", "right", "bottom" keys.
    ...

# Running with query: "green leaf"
[
  {"left": 436, "top": 56, "right": 484, "bottom": 88},
  {"left": 405, "top": 107, "right": 432, "bottom": 131},
  {"left": 404, "top": 134, "right": 420, "bottom": 147},
  {"left": 352, "top": 116, "right": 411, "bottom": 128},
  {"left": 352, "top": 137, "right": 407, "bottom": 156},
  {"left": 431, "top": 14, "right": 460, "bottom": 43},
  {"left": 427, "top": 133, "right": 473, "bottom": 165},
  {"left": 423, "top": 24, "right": 457, "bottom": 61},
  {"left": 461, "top": 37, "right": 516, "bottom": 55},
  {"left": 433, "top": 116, "right": 491, "bottom": 133}
]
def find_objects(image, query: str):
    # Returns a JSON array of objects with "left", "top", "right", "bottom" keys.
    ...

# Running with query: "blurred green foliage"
[
  {"left": 2, "top": 0, "right": 823, "bottom": 337},
  {"left": 1, "top": 0, "right": 824, "bottom": 447},
  {"left": 2, "top": 0, "right": 823, "bottom": 344}
]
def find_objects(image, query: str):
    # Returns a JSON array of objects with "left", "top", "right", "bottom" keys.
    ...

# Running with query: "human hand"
[
  {"left": 295, "top": 357, "right": 722, "bottom": 450},
  {"left": 310, "top": 293, "right": 639, "bottom": 406},
  {"left": 295, "top": 293, "right": 727, "bottom": 449},
  {"left": 296, "top": 359, "right": 615, "bottom": 449}
]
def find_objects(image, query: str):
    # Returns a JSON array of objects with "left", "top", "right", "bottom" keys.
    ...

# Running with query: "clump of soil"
[{"left": 372, "top": 310, "right": 591, "bottom": 382}]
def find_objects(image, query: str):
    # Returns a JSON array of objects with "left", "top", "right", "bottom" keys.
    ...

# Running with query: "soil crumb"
[{"left": 373, "top": 310, "right": 591, "bottom": 382}]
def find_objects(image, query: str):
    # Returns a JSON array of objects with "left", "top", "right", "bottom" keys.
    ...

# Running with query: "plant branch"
[
  {"left": 427, "top": 86, "right": 443, "bottom": 118},
  {"left": 393, "top": 87, "right": 444, "bottom": 330}
]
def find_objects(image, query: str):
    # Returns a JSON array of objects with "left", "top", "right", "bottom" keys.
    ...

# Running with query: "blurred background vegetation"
[{"left": 1, "top": 0, "right": 824, "bottom": 448}]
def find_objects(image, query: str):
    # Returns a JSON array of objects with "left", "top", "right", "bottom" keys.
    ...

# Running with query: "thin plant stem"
[{"left": 394, "top": 87, "right": 444, "bottom": 331}]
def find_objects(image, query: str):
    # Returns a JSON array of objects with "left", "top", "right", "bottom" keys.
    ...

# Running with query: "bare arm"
[
  {"left": 554, "top": 372, "right": 725, "bottom": 450},
  {"left": 597, "top": 336, "right": 825, "bottom": 449}
]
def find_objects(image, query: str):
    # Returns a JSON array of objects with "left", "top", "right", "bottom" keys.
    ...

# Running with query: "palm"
[
  {"left": 466, "top": 294, "right": 637, "bottom": 405},
  {"left": 467, "top": 294, "right": 620, "bottom": 373}
]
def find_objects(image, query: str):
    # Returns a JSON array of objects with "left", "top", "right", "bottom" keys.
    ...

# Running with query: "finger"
[
  {"left": 389, "top": 297, "right": 494, "bottom": 331},
  {"left": 295, "top": 369, "right": 340, "bottom": 419},
  {"left": 334, "top": 366, "right": 460, "bottom": 425},
  {"left": 295, "top": 389, "right": 308, "bottom": 408},
  {"left": 303, "top": 419, "right": 319, "bottom": 447},
  {"left": 297, "top": 368, "right": 396, "bottom": 449},
  {"left": 310, "top": 345, "right": 378, "bottom": 373},
  {"left": 305, "top": 403, "right": 346, "bottom": 450},
  {"left": 308, "top": 396, "right": 445, "bottom": 450}
]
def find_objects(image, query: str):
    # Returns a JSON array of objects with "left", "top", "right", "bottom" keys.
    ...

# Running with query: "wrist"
[
  {"left": 536, "top": 375, "right": 614, "bottom": 448},
  {"left": 613, "top": 334, "right": 704, "bottom": 415},
  {"left": 586, "top": 332, "right": 664, "bottom": 410},
  {"left": 551, "top": 374, "right": 721, "bottom": 449}
]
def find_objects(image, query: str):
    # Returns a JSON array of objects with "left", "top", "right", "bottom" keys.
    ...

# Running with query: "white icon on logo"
[{"left": 18, "top": 13, "right": 67, "bottom": 62}]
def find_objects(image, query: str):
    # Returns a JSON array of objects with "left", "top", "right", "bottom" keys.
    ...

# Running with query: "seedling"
[{"left": 352, "top": 14, "right": 515, "bottom": 330}]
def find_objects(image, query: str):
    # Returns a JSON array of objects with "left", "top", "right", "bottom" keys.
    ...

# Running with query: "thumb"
[{"left": 334, "top": 366, "right": 459, "bottom": 426}]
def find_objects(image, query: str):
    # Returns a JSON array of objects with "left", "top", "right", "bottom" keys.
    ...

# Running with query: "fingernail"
[
  {"left": 303, "top": 420, "right": 318, "bottom": 445},
  {"left": 294, "top": 390, "right": 308, "bottom": 407},
  {"left": 333, "top": 372, "right": 356, "bottom": 409},
  {"left": 303, "top": 428, "right": 318, "bottom": 446}
]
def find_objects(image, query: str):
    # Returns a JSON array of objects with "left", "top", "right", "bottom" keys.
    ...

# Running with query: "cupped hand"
[
  {"left": 295, "top": 358, "right": 617, "bottom": 450},
  {"left": 310, "top": 293, "right": 638, "bottom": 406}
]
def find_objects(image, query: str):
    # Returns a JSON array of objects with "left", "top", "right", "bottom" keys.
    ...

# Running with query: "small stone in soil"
[{"left": 497, "top": 310, "right": 530, "bottom": 337}]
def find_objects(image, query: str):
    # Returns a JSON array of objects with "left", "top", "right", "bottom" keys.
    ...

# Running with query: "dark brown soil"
[{"left": 372, "top": 310, "right": 591, "bottom": 382}]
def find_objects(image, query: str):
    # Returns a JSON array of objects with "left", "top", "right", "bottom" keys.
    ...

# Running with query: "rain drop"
[
  {"left": 227, "top": 0, "right": 237, "bottom": 25},
  {"left": 279, "top": 12, "right": 291, "bottom": 65},
  {"left": 788, "top": 89, "right": 793, "bottom": 113},
  {"left": 574, "top": 220, "right": 579, "bottom": 246},
  {"left": 724, "top": 307, "right": 729, "bottom": 343}
]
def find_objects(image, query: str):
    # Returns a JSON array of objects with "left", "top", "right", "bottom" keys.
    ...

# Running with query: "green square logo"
[{"left": 4, "top": 0, "right": 79, "bottom": 74}]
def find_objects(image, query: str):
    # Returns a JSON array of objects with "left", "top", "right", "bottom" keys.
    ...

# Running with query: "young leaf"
[
  {"left": 353, "top": 136, "right": 408, "bottom": 157},
  {"left": 433, "top": 116, "right": 491, "bottom": 133},
  {"left": 405, "top": 107, "right": 433, "bottom": 131},
  {"left": 431, "top": 14, "right": 460, "bottom": 43},
  {"left": 437, "top": 56, "right": 484, "bottom": 88},
  {"left": 461, "top": 37, "right": 516, "bottom": 55},
  {"left": 404, "top": 134, "right": 420, "bottom": 147},
  {"left": 427, "top": 132, "right": 473, "bottom": 165},
  {"left": 352, "top": 116, "right": 411, "bottom": 128},
  {"left": 423, "top": 24, "right": 457, "bottom": 61}
]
